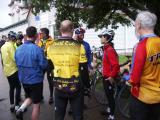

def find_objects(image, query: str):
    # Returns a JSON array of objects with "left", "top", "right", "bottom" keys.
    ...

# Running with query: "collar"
[
  {"left": 58, "top": 36, "right": 73, "bottom": 40},
  {"left": 43, "top": 36, "right": 52, "bottom": 41},
  {"left": 139, "top": 33, "right": 157, "bottom": 41},
  {"left": 103, "top": 43, "right": 111, "bottom": 50},
  {"left": 24, "top": 40, "right": 35, "bottom": 44}
]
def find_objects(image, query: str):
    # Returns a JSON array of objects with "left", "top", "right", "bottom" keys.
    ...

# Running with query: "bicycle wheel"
[
  {"left": 116, "top": 84, "right": 131, "bottom": 118},
  {"left": 93, "top": 73, "right": 118, "bottom": 105},
  {"left": 93, "top": 75, "right": 108, "bottom": 105}
]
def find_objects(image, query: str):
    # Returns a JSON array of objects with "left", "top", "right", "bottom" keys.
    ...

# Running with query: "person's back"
[
  {"left": 130, "top": 36, "right": 160, "bottom": 103},
  {"left": 47, "top": 20, "right": 87, "bottom": 120},
  {"left": 15, "top": 41, "right": 47, "bottom": 84},
  {"left": 123, "top": 11, "right": 160, "bottom": 120},
  {"left": 48, "top": 37, "right": 86, "bottom": 92},
  {"left": 15, "top": 26, "right": 48, "bottom": 120}
]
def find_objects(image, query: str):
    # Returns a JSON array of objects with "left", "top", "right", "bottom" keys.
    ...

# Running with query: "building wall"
[
  {"left": 1, "top": 1, "right": 138, "bottom": 54},
  {"left": 9, "top": 1, "right": 28, "bottom": 24},
  {"left": 0, "top": 23, "right": 28, "bottom": 36},
  {"left": 28, "top": 7, "right": 56, "bottom": 38},
  {"left": 84, "top": 25, "right": 138, "bottom": 54}
]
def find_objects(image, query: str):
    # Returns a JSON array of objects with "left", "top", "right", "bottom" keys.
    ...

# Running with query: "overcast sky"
[{"left": 0, "top": 0, "right": 11, "bottom": 28}]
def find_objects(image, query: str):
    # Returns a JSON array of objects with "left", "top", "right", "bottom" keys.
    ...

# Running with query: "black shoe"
[
  {"left": 10, "top": 106, "right": 15, "bottom": 113},
  {"left": 16, "top": 109, "right": 23, "bottom": 120},
  {"left": 48, "top": 97, "right": 54, "bottom": 105}
]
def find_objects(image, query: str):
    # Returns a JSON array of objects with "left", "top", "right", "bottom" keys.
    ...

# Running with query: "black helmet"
[
  {"left": 98, "top": 29, "right": 115, "bottom": 42},
  {"left": 16, "top": 33, "right": 24, "bottom": 40},
  {"left": 8, "top": 31, "right": 17, "bottom": 40}
]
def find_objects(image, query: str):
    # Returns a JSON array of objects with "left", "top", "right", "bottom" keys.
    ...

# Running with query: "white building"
[{"left": 0, "top": 0, "right": 138, "bottom": 54}]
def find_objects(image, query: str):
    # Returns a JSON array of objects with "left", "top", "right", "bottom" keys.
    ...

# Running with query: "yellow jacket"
[
  {"left": 37, "top": 37, "right": 54, "bottom": 56},
  {"left": 1, "top": 41, "right": 18, "bottom": 76}
]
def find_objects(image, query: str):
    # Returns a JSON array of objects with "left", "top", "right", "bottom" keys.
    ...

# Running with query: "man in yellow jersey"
[
  {"left": 47, "top": 20, "right": 87, "bottom": 120},
  {"left": 37, "top": 28, "right": 54, "bottom": 104},
  {"left": 123, "top": 11, "right": 160, "bottom": 120},
  {"left": 1, "top": 31, "right": 21, "bottom": 112}
]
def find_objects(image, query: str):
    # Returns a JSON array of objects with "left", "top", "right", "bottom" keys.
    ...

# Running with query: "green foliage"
[
  {"left": 30, "top": 0, "right": 160, "bottom": 34},
  {"left": 119, "top": 55, "right": 129, "bottom": 64}
]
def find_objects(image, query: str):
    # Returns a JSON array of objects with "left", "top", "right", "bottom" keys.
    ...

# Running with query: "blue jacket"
[
  {"left": 82, "top": 41, "right": 92, "bottom": 67},
  {"left": 15, "top": 41, "right": 48, "bottom": 84}
]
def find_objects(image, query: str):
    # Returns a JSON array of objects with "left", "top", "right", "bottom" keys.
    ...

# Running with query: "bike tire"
[
  {"left": 92, "top": 73, "right": 118, "bottom": 105},
  {"left": 116, "top": 84, "right": 131, "bottom": 118},
  {"left": 93, "top": 75, "right": 108, "bottom": 105}
]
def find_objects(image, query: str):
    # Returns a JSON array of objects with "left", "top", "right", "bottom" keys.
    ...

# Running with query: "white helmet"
[{"left": 98, "top": 29, "right": 115, "bottom": 42}]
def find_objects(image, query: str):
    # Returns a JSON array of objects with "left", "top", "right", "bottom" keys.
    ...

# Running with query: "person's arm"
[
  {"left": 86, "top": 43, "right": 92, "bottom": 68},
  {"left": 107, "top": 48, "right": 120, "bottom": 78},
  {"left": 37, "top": 48, "right": 48, "bottom": 70},
  {"left": 79, "top": 44, "right": 90, "bottom": 88},
  {"left": 129, "top": 40, "right": 147, "bottom": 86}
]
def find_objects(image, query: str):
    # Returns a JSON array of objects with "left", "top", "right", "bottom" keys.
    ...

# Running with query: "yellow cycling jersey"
[
  {"left": 37, "top": 37, "right": 54, "bottom": 56},
  {"left": 1, "top": 41, "right": 18, "bottom": 76},
  {"left": 47, "top": 38, "right": 87, "bottom": 79}
]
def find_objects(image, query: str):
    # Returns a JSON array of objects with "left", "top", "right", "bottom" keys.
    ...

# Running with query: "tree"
[{"left": 29, "top": 0, "right": 160, "bottom": 34}]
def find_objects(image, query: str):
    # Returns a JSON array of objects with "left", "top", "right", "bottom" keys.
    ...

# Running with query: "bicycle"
[
  {"left": 116, "top": 80, "right": 131, "bottom": 119},
  {"left": 89, "top": 56, "right": 131, "bottom": 117},
  {"left": 90, "top": 63, "right": 118, "bottom": 105}
]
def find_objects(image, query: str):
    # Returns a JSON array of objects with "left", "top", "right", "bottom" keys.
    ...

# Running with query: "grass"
[{"left": 118, "top": 55, "right": 130, "bottom": 64}]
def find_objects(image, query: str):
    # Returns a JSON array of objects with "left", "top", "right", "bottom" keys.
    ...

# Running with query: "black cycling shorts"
[{"left": 23, "top": 82, "right": 43, "bottom": 104}]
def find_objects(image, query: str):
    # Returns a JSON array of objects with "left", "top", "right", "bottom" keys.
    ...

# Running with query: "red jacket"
[{"left": 102, "top": 44, "right": 120, "bottom": 78}]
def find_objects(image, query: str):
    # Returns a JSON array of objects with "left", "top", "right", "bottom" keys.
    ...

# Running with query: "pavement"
[{"left": 0, "top": 56, "right": 129, "bottom": 120}]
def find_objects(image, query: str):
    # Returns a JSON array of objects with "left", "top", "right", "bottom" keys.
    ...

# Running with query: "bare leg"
[{"left": 31, "top": 103, "right": 40, "bottom": 120}]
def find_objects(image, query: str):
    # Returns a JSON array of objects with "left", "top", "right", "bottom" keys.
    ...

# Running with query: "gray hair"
[{"left": 136, "top": 11, "right": 157, "bottom": 29}]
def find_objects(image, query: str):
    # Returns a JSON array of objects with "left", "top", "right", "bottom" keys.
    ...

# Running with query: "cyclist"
[
  {"left": 1, "top": 31, "right": 21, "bottom": 113},
  {"left": 0, "top": 35, "right": 7, "bottom": 48},
  {"left": 98, "top": 29, "right": 120, "bottom": 120},
  {"left": 123, "top": 11, "right": 160, "bottom": 120},
  {"left": 37, "top": 28, "right": 54, "bottom": 104},
  {"left": 15, "top": 26, "right": 48, "bottom": 120},
  {"left": 74, "top": 27, "right": 91, "bottom": 107},
  {"left": 16, "top": 32, "right": 23, "bottom": 47},
  {"left": 47, "top": 20, "right": 87, "bottom": 120}
]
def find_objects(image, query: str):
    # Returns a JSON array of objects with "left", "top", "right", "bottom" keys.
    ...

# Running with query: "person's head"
[
  {"left": 16, "top": 33, "right": 23, "bottom": 46},
  {"left": 8, "top": 31, "right": 17, "bottom": 41},
  {"left": 74, "top": 28, "right": 85, "bottom": 42},
  {"left": 16, "top": 33, "right": 24, "bottom": 41},
  {"left": 98, "top": 29, "right": 115, "bottom": 45},
  {"left": 40, "top": 28, "right": 49, "bottom": 39},
  {"left": 60, "top": 20, "right": 74, "bottom": 37},
  {"left": 26, "top": 26, "right": 37, "bottom": 42},
  {"left": 135, "top": 11, "right": 157, "bottom": 38}
]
